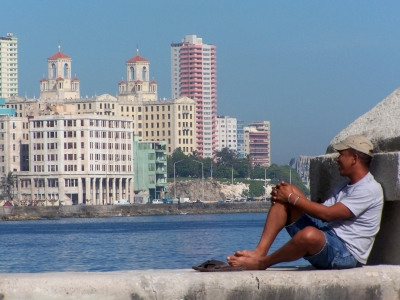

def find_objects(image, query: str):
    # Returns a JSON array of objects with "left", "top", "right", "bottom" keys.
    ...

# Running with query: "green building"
[{"left": 133, "top": 136, "right": 168, "bottom": 203}]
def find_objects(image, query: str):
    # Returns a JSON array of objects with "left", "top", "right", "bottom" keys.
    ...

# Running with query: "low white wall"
[{"left": 0, "top": 266, "right": 399, "bottom": 300}]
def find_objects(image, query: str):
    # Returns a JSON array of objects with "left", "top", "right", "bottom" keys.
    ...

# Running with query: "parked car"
[
  {"left": 163, "top": 198, "right": 174, "bottom": 204},
  {"left": 114, "top": 199, "right": 130, "bottom": 205},
  {"left": 152, "top": 199, "right": 163, "bottom": 204},
  {"left": 225, "top": 199, "right": 232, "bottom": 203},
  {"left": 194, "top": 199, "right": 203, "bottom": 203},
  {"left": 247, "top": 197, "right": 255, "bottom": 201},
  {"left": 217, "top": 199, "right": 224, "bottom": 203}
]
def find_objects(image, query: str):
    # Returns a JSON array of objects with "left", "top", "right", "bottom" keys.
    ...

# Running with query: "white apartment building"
[
  {"left": 216, "top": 115, "right": 237, "bottom": 152},
  {"left": 1, "top": 114, "right": 134, "bottom": 206},
  {"left": 0, "top": 33, "right": 18, "bottom": 98},
  {"left": 171, "top": 35, "right": 217, "bottom": 158}
]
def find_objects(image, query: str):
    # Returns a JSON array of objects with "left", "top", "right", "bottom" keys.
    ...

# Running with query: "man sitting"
[{"left": 227, "top": 135, "right": 383, "bottom": 270}]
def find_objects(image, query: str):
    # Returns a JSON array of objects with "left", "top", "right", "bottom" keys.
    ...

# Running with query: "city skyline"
[{"left": 2, "top": 1, "right": 400, "bottom": 164}]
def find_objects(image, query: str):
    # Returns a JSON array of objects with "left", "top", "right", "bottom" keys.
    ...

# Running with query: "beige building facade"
[{"left": 1, "top": 114, "right": 134, "bottom": 205}]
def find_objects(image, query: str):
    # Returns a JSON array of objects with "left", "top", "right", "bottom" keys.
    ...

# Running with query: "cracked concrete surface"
[{"left": 0, "top": 266, "right": 399, "bottom": 299}]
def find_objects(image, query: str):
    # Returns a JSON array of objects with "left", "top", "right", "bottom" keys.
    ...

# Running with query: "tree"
[
  {"left": 1, "top": 172, "right": 16, "bottom": 201},
  {"left": 215, "top": 148, "right": 237, "bottom": 166},
  {"left": 248, "top": 181, "right": 264, "bottom": 197}
]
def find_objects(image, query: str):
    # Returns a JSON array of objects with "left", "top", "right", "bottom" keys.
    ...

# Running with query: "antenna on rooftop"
[
  {"left": 136, "top": 44, "right": 139, "bottom": 56},
  {"left": 58, "top": 45, "right": 61, "bottom": 52}
]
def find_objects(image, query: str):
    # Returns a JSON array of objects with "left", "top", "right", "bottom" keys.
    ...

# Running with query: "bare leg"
[
  {"left": 227, "top": 226, "right": 326, "bottom": 270},
  {"left": 234, "top": 184, "right": 306, "bottom": 258}
]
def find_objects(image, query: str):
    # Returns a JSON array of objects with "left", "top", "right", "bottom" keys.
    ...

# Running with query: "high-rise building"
[
  {"left": 236, "top": 120, "right": 245, "bottom": 158},
  {"left": 244, "top": 121, "right": 271, "bottom": 167},
  {"left": 0, "top": 33, "right": 18, "bottom": 98},
  {"left": 171, "top": 35, "right": 217, "bottom": 158},
  {"left": 216, "top": 115, "right": 237, "bottom": 153}
]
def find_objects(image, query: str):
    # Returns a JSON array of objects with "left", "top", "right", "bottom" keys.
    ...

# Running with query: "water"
[{"left": 0, "top": 212, "right": 309, "bottom": 273}]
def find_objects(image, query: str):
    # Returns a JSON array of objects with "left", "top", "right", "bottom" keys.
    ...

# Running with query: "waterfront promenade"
[
  {"left": 0, "top": 265, "right": 399, "bottom": 299},
  {"left": 0, "top": 202, "right": 270, "bottom": 221}
]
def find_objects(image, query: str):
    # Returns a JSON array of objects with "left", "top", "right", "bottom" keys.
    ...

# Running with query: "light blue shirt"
[{"left": 323, "top": 172, "right": 383, "bottom": 264}]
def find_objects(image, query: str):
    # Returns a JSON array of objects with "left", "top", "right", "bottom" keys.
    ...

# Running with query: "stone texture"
[
  {"left": 0, "top": 266, "right": 399, "bottom": 300},
  {"left": 326, "top": 87, "right": 400, "bottom": 154}
]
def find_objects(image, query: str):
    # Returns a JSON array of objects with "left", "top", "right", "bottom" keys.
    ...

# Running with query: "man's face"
[{"left": 336, "top": 149, "right": 355, "bottom": 177}]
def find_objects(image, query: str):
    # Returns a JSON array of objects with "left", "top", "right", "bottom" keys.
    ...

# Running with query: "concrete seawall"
[
  {"left": 0, "top": 266, "right": 399, "bottom": 300},
  {"left": 0, "top": 202, "right": 270, "bottom": 221}
]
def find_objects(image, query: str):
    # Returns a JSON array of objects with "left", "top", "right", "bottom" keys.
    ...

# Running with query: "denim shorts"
[{"left": 285, "top": 214, "right": 360, "bottom": 269}]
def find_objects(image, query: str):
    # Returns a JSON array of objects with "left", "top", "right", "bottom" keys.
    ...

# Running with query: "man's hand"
[{"left": 271, "top": 181, "right": 293, "bottom": 203}]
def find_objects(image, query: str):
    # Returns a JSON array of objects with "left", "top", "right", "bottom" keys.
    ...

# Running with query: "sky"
[{"left": 2, "top": 0, "right": 400, "bottom": 165}]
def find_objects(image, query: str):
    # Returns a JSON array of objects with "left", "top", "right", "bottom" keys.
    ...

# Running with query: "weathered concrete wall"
[
  {"left": 0, "top": 202, "right": 270, "bottom": 221},
  {"left": 0, "top": 266, "right": 399, "bottom": 300}
]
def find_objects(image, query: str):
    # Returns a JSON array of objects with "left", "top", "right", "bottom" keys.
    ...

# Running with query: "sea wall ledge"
[
  {"left": 0, "top": 202, "right": 270, "bottom": 221},
  {"left": 0, "top": 266, "right": 399, "bottom": 300}
]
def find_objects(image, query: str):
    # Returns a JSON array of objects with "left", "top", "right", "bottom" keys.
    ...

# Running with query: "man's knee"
[{"left": 295, "top": 226, "right": 325, "bottom": 245}]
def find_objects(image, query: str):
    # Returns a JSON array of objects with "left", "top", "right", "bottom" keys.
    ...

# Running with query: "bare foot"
[
  {"left": 234, "top": 249, "right": 264, "bottom": 257},
  {"left": 226, "top": 255, "right": 266, "bottom": 270}
]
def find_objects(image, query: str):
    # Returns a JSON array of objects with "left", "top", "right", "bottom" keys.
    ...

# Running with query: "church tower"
[
  {"left": 40, "top": 46, "right": 80, "bottom": 100},
  {"left": 118, "top": 49, "right": 157, "bottom": 102}
]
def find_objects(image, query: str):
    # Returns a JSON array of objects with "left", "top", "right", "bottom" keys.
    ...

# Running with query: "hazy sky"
[{"left": 2, "top": 1, "right": 400, "bottom": 165}]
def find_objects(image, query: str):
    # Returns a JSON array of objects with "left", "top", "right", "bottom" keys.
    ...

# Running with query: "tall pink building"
[{"left": 171, "top": 35, "right": 217, "bottom": 158}]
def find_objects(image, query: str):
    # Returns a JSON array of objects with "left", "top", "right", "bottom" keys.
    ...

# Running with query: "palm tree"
[{"left": 1, "top": 172, "right": 16, "bottom": 201}]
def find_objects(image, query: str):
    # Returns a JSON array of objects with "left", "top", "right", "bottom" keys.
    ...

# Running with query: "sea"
[{"left": 0, "top": 212, "right": 309, "bottom": 273}]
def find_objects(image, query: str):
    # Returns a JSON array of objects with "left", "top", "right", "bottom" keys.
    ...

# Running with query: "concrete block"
[
  {"left": 370, "top": 152, "right": 400, "bottom": 201},
  {"left": 368, "top": 201, "right": 400, "bottom": 265}
]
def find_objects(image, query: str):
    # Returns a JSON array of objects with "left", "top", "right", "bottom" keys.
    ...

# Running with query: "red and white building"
[
  {"left": 244, "top": 121, "right": 271, "bottom": 167},
  {"left": 171, "top": 35, "right": 217, "bottom": 158}
]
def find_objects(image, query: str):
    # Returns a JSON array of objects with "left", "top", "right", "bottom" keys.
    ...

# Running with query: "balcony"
[
  {"left": 156, "top": 168, "right": 166, "bottom": 174},
  {"left": 156, "top": 156, "right": 166, "bottom": 162}
]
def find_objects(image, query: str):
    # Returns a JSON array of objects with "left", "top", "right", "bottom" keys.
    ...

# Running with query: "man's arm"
[{"left": 272, "top": 182, "right": 354, "bottom": 222}]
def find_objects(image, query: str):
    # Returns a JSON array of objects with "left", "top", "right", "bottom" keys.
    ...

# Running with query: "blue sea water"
[{"left": 0, "top": 212, "right": 309, "bottom": 273}]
